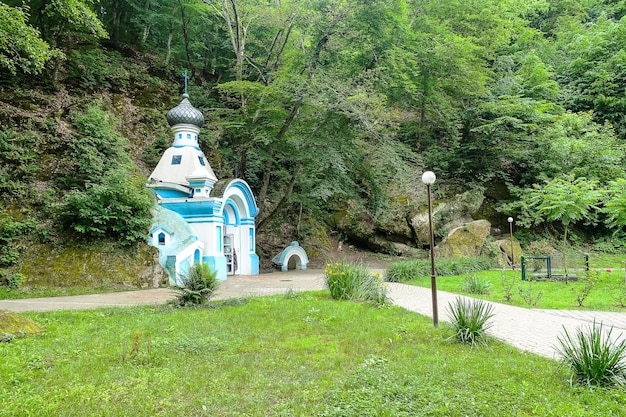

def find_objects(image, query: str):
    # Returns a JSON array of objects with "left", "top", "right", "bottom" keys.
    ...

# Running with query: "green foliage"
[
  {"left": 557, "top": 321, "right": 626, "bottom": 387},
  {"left": 0, "top": 214, "right": 35, "bottom": 267},
  {"left": 65, "top": 48, "right": 130, "bottom": 92},
  {"left": 461, "top": 274, "right": 492, "bottom": 295},
  {"left": 324, "top": 261, "right": 387, "bottom": 305},
  {"left": 58, "top": 169, "right": 154, "bottom": 245},
  {"left": 0, "top": 129, "right": 39, "bottom": 200},
  {"left": 385, "top": 257, "right": 493, "bottom": 282},
  {"left": 593, "top": 234, "right": 626, "bottom": 254},
  {"left": 526, "top": 175, "right": 601, "bottom": 228},
  {"left": 55, "top": 105, "right": 153, "bottom": 245},
  {"left": 63, "top": 105, "right": 132, "bottom": 188},
  {"left": 446, "top": 297, "right": 495, "bottom": 346},
  {"left": 0, "top": 272, "right": 26, "bottom": 290},
  {"left": 0, "top": 3, "right": 59, "bottom": 74},
  {"left": 602, "top": 178, "right": 626, "bottom": 230},
  {"left": 173, "top": 263, "right": 219, "bottom": 306}
]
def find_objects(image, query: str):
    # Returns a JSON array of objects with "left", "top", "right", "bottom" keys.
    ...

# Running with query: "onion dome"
[{"left": 166, "top": 94, "right": 204, "bottom": 128}]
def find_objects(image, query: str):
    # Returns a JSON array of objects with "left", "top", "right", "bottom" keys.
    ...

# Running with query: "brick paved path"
[{"left": 2, "top": 269, "right": 625, "bottom": 360}]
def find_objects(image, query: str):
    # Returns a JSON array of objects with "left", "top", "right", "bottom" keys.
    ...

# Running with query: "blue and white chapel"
[{"left": 147, "top": 91, "right": 259, "bottom": 284}]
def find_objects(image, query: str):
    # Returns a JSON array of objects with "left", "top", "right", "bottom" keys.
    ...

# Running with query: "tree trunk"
[{"left": 257, "top": 162, "right": 303, "bottom": 232}]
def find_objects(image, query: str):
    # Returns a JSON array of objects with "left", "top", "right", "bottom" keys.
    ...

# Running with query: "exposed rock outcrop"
[{"left": 436, "top": 219, "right": 491, "bottom": 258}]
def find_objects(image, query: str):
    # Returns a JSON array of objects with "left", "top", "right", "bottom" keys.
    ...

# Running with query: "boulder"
[
  {"left": 436, "top": 219, "right": 491, "bottom": 258},
  {"left": 496, "top": 237, "right": 523, "bottom": 268},
  {"left": 0, "top": 310, "right": 43, "bottom": 342},
  {"left": 412, "top": 188, "right": 485, "bottom": 246}
]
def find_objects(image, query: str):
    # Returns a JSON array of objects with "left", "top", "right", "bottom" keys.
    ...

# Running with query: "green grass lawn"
[
  {"left": 0, "top": 285, "right": 138, "bottom": 300},
  {"left": 407, "top": 268, "right": 626, "bottom": 311},
  {"left": 2, "top": 292, "right": 625, "bottom": 416}
]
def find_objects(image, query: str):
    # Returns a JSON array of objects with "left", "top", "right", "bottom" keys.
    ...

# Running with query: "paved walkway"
[{"left": 2, "top": 269, "right": 626, "bottom": 360}]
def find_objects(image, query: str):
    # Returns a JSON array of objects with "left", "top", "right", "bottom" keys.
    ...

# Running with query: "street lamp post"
[
  {"left": 422, "top": 171, "right": 438, "bottom": 328},
  {"left": 507, "top": 217, "right": 514, "bottom": 270}
]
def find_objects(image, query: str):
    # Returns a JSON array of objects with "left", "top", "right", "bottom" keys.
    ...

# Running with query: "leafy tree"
[
  {"left": 0, "top": 3, "right": 59, "bottom": 74},
  {"left": 602, "top": 178, "right": 626, "bottom": 231},
  {"left": 525, "top": 175, "right": 602, "bottom": 280}
]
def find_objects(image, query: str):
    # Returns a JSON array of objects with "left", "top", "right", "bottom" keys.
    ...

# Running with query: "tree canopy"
[{"left": 1, "top": 0, "right": 626, "bottom": 251}]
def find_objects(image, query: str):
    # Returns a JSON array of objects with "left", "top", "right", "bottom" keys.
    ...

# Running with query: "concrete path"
[{"left": 2, "top": 269, "right": 626, "bottom": 361}]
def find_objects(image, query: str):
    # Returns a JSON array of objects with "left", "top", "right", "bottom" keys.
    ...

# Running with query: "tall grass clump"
[
  {"left": 173, "top": 262, "right": 219, "bottom": 306},
  {"left": 385, "top": 259, "right": 430, "bottom": 282},
  {"left": 461, "top": 274, "right": 491, "bottom": 294},
  {"left": 325, "top": 261, "right": 387, "bottom": 305},
  {"left": 556, "top": 321, "right": 626, "bottom": 387},
  {"left": 446, "top": 297, "right": 494, "bottom": 346},
  {"left": 386, "top": 257, "right": 493, "bottom": 282}
]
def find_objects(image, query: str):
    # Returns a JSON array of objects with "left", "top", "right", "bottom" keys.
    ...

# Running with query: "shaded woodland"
[{"left": 1, "top": 0, "right": 626, "bottom": 273}]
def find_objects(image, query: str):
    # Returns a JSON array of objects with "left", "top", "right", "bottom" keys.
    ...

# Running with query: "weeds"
[
  {"left": 501, "top": 270, "right": 516, "bottom": 302},
  {"left": 574, "top": 271, "right": 599, "bottom": 308},
  {"left": 556, "top": 321, "right": 626, "bottom": 387},
  {"left": 517, "top": 282, "right": 543, "bottom": 307},
  {"left": 446, "top": 297, "right": 495, "bottom": 346}
]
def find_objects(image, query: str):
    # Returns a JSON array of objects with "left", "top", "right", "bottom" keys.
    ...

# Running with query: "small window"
[
  {"left": 187, "top": 133, "right": 191, "bottom": 139},
  {"left": 158, "top": 232, "right": 166, "bottom": 245},
  {"left": 198, "top": 156, "right": 206, "bottom": 166},
  {"left": 195, "top": 135, "right": 198, "bottom": 141},
  {"left": 171, "top": 155, "right": 182, "bottom": 165},
  {"left": 195, "top": 188, "right": 201, "bottom": 193},
  {"left": 178, "top": 133, "right": 182, "bottom": 139}
]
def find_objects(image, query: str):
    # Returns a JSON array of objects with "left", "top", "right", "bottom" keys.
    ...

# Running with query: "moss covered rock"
[
  {"left": 0, "top": 310, "right": 43, "bottom": 342},
  {"left": 436, "top": 220, "right": 491, "bottom": 259},
  {"left": 15, "top": 242, "right": 166, "bottom": 288}
]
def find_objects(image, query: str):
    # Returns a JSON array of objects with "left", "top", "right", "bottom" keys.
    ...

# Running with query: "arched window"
[{"left": 158, "top": 232, "right": 166, "bottom": 245}]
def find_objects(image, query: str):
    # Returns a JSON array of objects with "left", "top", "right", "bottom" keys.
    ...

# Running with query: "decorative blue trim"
[
  {"left": 223, "top": 179, "right": 259, "bottom": 217},
  {"left": 155, "top": 189, "right": 189, "bottom": 199},
  {"left": 224, "top": 200, "right": 240, "bottom": 225},
  {"left": 150, "top": 225, "right": 174, "bottom": 236},
  {"left": 272, "top": 241, "right": 309, "bottom": 272},
  {"left": 172, "top": 144, "right": 201, "bottom": 150},
  {"left": 185, "top": 217, "right": 225, "bottom": 224},
  {"left": 249, "top": 253, "right": 259, "bottom": 275},
  {"left": 204, "top": 255, "right": 227, "bottom": 280}
]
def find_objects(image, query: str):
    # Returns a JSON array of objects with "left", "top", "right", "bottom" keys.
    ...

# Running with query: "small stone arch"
[{"left": 272, "top": 242, "right": 309, "bottom": 272}]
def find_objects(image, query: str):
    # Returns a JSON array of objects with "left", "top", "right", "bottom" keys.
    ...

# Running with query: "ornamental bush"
[
  {"left": 556, "top": 321, "right": 626, "bottom": 387},
  {"left": 173, "top": 263, "right": 219, "bottom": 306},
  {"left": 446, "top": 297, "right": 495, "bottom": 346},
  {"left": 325, "top": 261, "right": 387, "bottom": 305}
]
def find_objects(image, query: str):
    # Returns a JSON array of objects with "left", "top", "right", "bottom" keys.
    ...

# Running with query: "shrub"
[
  {"left": 173, "top": 263, "right": 219, "bottom": 306},
  {"left": 461, "top": 274, "right": 491, "bottom": 295},
  {"left": 556, "top": 321, "right": 626, "bottom": 387},
  {"left": 5, "top": 273, "right": 26, "bottom": 289},
  {"left": 385, "top": 260, "right": 429, "bottom": 282},
  {"left": 446, "top": 297, "right": 494, "bottom": 346},
  {"left": 385, "top": 257, "right": 492, "bottom": 282},
  {"left": 58, "top": 169, "right": 154, "bottom": 245},
  {"left": 325, "top": 261, "right": 387, "bottom": 305}
]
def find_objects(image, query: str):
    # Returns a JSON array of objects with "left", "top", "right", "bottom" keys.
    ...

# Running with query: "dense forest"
[{"left": 1, "top": 0, "right": 626, "bottom": 282}]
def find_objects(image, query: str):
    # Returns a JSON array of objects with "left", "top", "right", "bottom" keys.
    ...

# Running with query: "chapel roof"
[{"left": 166, "top": 94, "right": 204, "bottom": 128}]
